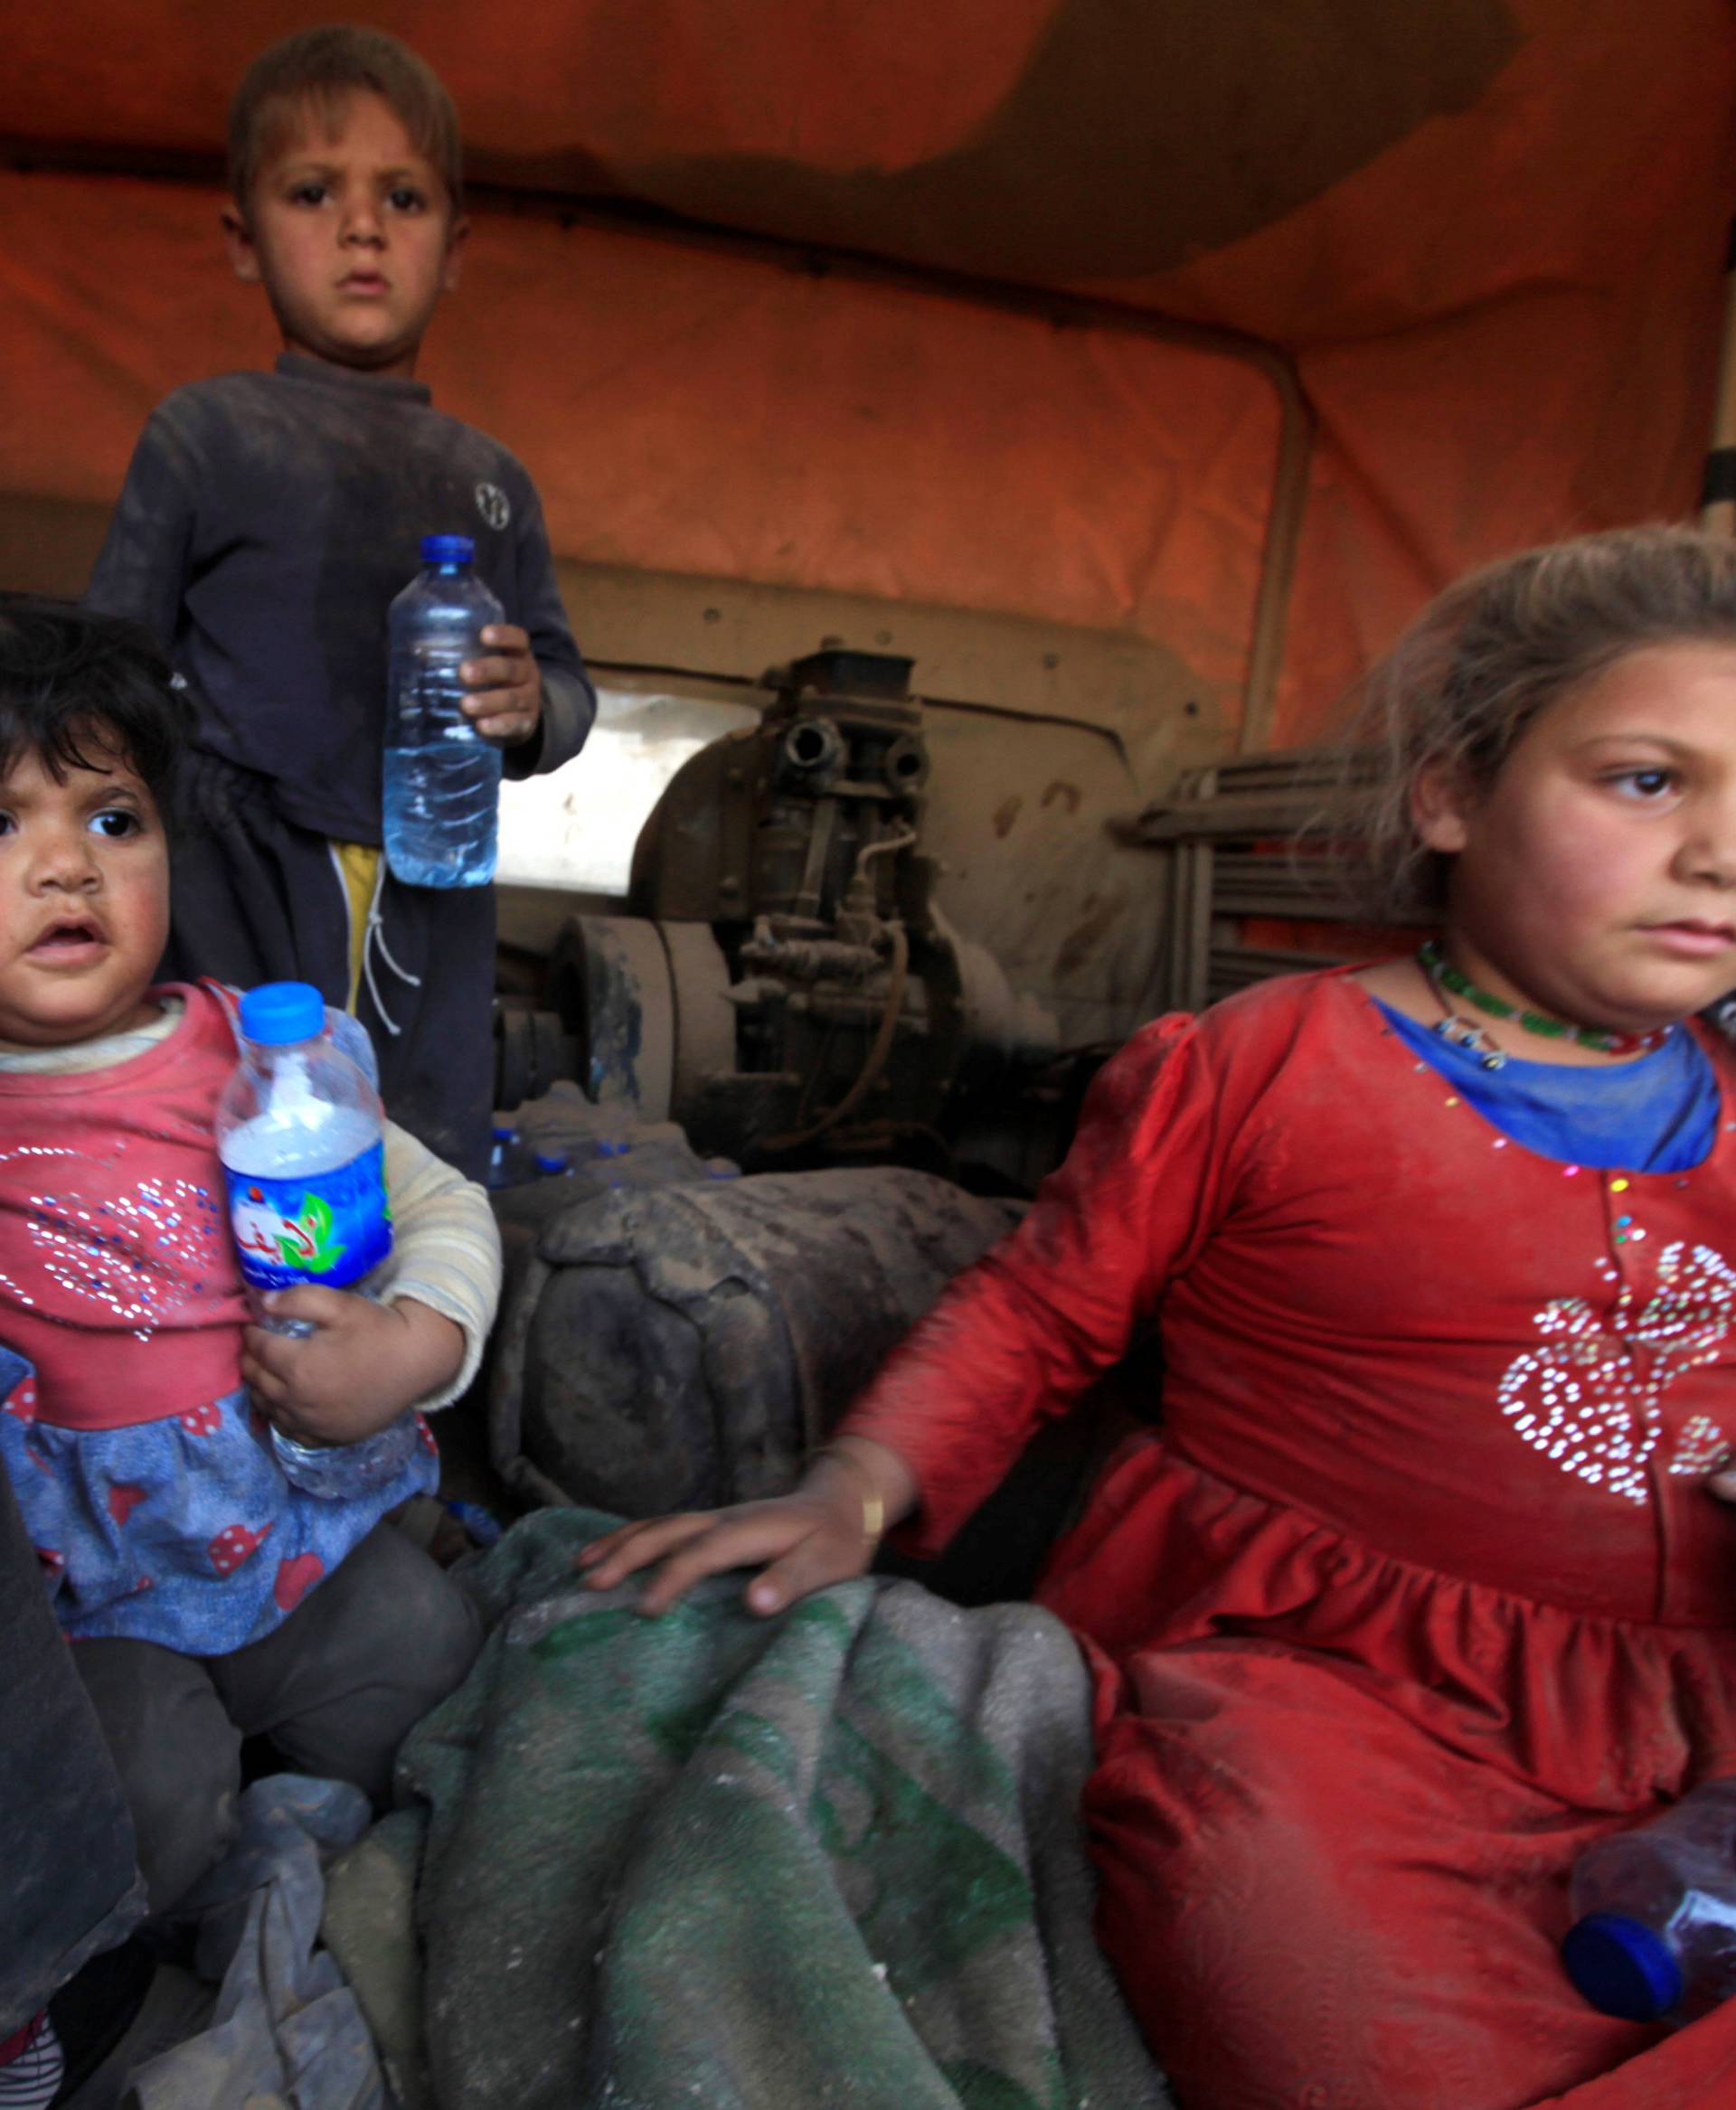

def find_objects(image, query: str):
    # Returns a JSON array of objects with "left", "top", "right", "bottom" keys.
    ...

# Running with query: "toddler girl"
[
  {"left": 0, "top": 598, "right": 500, "bottom": 1922},
  {"left": 582, "top": 527, "right": 1736, "bottom": 2105}
]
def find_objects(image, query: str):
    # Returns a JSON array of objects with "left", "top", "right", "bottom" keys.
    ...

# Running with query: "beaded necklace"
[{"left": 1417, "top": 939, "right": 1673, "bottom": 1065}]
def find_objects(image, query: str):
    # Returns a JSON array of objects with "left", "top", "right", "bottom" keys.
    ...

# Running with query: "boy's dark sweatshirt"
[{"left": 86, "top": 352, "right": 595, "bottom": 841}]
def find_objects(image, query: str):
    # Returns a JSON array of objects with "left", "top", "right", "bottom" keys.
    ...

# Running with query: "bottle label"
[{"left": 224, "top": 1142, "right": 393, "bottom": 1292}]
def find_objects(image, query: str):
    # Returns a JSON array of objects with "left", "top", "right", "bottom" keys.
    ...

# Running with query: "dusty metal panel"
[
  {"left": 917, "top": 704, "right": 1175, "bottom": 1045},
  {"left": 550, "top": 559, "right": 1230, "bottom": 796}
]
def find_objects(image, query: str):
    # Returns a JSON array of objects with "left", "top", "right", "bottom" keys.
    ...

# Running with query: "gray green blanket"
[{"left": 323, "top": 1511, "right": 1170, "bottom": 2109}]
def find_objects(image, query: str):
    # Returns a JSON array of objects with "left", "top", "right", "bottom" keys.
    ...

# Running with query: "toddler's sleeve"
[
  {"left": 840, "top": 1013, "right": 1228, "bottom": 1554},
  {"left": 371, "top": 1124, "right": 503, "bottom": 1409}
]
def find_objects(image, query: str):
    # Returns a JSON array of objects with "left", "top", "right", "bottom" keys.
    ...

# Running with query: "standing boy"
[{"left": 86, "top": 25, "right": 594, "bottom": 1179}]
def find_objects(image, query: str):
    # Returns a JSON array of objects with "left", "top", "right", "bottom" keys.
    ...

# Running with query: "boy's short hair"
[
  {"left": 0, "top": 598, "right": 195, "bottom": 822},
  {"left": 228, "top": 24, "right": 464, "bottom": 217}
]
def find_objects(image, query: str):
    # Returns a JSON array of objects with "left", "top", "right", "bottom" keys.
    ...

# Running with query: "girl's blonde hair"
[{"left": 1335, "top": 525, "right": 1736, "bottom": 916}]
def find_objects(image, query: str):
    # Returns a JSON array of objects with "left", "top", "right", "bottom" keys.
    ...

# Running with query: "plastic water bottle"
[
  {"left": 383, "top": 533, "right": 505, "bottom": 888},
  {"left": 591, "top": 1136, "right": 739, "bottom": 1191},
  {"left": 447, "top": 1498, "right": 504, "bottom": 1549},
  {"left": 486, "top": 1125, "right": 529, "bottom": 1191},
  {"left": 215, "top": 982, "right": 417, "bottom": 1500},
  {"left": 1562, "top": 1781, "right": 1736, "bottom": 2021}
]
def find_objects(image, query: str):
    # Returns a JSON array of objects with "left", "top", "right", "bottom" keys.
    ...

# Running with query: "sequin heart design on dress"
[
  {"left": 1498, "top": 1239, "right": 1736, "bottom": 1502},
  {"left": 0, "top": 1150, "right": 226, "bottom": 1341}
]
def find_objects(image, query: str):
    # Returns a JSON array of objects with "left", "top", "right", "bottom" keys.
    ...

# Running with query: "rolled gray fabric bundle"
[{"left": 487, "top": 1166, "right": 1022, "bottom": 1520}]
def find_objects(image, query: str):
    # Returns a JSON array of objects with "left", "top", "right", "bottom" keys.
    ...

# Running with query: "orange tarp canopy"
[{"left": 3, "top": 0, "right": 1733, "bottom": 744}]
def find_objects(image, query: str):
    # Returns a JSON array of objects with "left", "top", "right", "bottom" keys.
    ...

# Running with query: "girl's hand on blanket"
[
  {"left": 576, "top": 1440, "right": 918, "bottom": 1618},
  {"left": 243, "top": 1289, "right": 465, "bottom": 1446}
]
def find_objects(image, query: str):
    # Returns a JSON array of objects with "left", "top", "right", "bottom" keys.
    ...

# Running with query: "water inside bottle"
[
  {"left": 382, "top": 739, "right": 501, "bottom": 887},
  {"left": 384, "top": 560, "right": 505, "bottom": 889},
  {"left": 269, "top": 1410, "right": 423, "bottom": 1500}
]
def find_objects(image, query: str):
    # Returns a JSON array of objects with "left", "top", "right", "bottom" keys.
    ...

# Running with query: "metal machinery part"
[
  {"left": 494, "top": 1005, "right": 574, "bottom": 1114},
  {"left": 508, "top": 649, "right": 1058, "bottom": 1161}
]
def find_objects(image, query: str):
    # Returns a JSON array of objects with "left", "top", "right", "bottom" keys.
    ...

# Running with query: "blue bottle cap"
[
  {"left": 492, "top": 1126, "right": 516, "bottom": 1143},
  {"left": 594, "top": 1139, "right": 630, "bottom": 1158},
  {"left": 239, "top": 981, "right": 326, "bottom": 1047},
  {"left": 421, "top": 533, "right": 475, "bottom": 564},
  {"left": 446, "top": 1498, "right": 504, "bottom": 1549},
  {"left": 1561, "top": 1912, "right": 1684, "bottom": 2021},
  {"left": 534, "top": 1152, "right": 569, "bottom": 1175}
]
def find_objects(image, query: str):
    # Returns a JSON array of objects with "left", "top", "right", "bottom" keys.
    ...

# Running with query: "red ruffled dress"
[{"left": 842, "top": 969, "right": 1736, "bottom": 2107}]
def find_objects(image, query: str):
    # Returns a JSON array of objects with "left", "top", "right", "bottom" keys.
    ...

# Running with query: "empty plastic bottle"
[
  {"left": 488, "top": 1128, "right": 740, "bottom": 1238},
  {"left": 216, "top": 981, "right": 416, "bottom": 1499},
  {"left": 589, "top": 1135, "right": 734, "bottom": 1191},
  {"left": 486, "top": 1125, "right": 530, "bottom": 1191},
  {"left": 1562, "top": 1781, "right": 1736, "bottom": 2021},
  {"left": 383, "top": 533, "right": 505, "bottom": 888},
  {"left": 447, "top": 1499, "right": 504, "bottom": 1549}
]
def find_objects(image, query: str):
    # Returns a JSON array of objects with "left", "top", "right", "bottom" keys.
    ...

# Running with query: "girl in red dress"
[{"left": 582, "top": 526, "right": 1736, "bottom": 2107}]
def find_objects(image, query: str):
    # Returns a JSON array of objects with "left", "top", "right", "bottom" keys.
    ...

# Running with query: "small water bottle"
[
  {"left": 215, "top": 982, "right": 418, "bottom": 1500},
  {"left": 383, "top": 533, "right": 505, "bottom": 888},
  {"left": 485, "top": 1125, "right": 528, "bottom": 1191},
  {"left": 1562, "top": 1781, "right": 1736, "bottom": 2021}
]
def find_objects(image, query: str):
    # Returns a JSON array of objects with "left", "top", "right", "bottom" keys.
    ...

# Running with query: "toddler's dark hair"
[
  {"left": 229, "top": 24, "right": 464, "bottom": 216},
  {"left": 0, "top": 598, "right": 195, "bottom": 821},
  {"left": 1320, "top": 525, "right": 1736, "bottom": 916}
]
